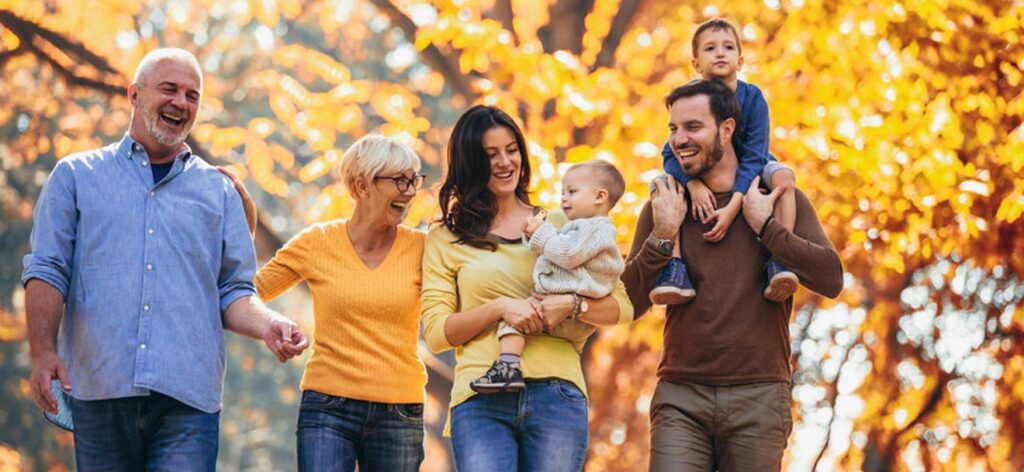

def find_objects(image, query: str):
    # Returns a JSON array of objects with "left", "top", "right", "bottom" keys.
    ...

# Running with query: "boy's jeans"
[
  {"left": 71, "top": 392, "right": 219, "bottom": 471},
  {"left": 296, "top": 390, "right": 424, "bottom": 472},
  {"left": 451, "top": 379, "right": 589, "bottom": 472}
]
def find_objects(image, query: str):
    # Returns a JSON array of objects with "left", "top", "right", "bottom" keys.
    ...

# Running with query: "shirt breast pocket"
[{"left": 171, "top": 200, "right": 223, "bottom": 259}]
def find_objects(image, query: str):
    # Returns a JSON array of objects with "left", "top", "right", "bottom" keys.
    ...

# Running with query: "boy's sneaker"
[
  {"left": 649, "top": 257, "right": 696, "bottom": 305},
  {"left": 470, "top": 360, "right": 525, "bottom": 394},
  {"left": 763, "top": 258, "right": 799, "bottom": 302}
]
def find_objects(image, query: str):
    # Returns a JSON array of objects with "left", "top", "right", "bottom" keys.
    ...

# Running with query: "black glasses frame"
[{"left": 374, "top": 174, "right": 426, "bottom": 192}]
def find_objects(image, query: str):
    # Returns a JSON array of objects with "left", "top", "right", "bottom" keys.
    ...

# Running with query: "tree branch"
[
  {"left": 537, "top": 0, "right": 594, "bottom": 53},
  {"left": 0, "top": 10, "right": 120, "bottom": 75},
  {"left": 0, "top": 43, "right": 27, "bottom": 68},
  {"left": 895, "top": 371, "right": 950, "bottom": 440},
  {"left": 811, "top": 339, "right": 856, "bottom": 471},
  {"left": 24, "top": 39, "right": 126, "bottom": 95},
  {"left": 368, "top": 0, "right": 478, "bottom": 102},
  {"left": 592, "top": 0, "right": 644, "bottom": 70},
  {"left": 490, "top": 0, "right": 519, "bottom": 45}
]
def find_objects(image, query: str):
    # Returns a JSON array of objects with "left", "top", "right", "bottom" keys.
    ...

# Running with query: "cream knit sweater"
[{"left": 528, "top": 215, "right": 624, "bottom": 298}]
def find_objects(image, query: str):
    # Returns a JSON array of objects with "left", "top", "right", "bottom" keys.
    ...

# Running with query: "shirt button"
[
  {"left": 140, "top": 344, "right": 147, "bottom": 350},
  {"left": 146, "top": 264, "right": 153, "bottom": 271},
  {"left": 150, "top": 191, "right": 156, "bottom": 196},
  {"left": 148, "top": 228, "right": 154, "bottom": 235},
  {"left": 143, "top": 304, "right": 150, "bottom": 312}
]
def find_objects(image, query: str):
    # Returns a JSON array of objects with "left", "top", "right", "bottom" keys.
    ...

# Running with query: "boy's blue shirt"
[{"left": 661, "top": 80, "right": 777, "bottom": 194}]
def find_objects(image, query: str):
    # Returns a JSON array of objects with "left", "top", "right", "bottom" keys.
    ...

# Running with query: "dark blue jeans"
[
  {"left": 296, "top": 390, "right": 424, "bottom": 472},
  {"left": 70, "top": 392, "right": 219, "bottom": 472},
  {"left": 451, "top": 379, "right": 589, "bottom": 472}
]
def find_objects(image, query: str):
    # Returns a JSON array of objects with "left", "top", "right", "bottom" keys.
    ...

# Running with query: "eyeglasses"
[{"left": 373, "top": 174, "right": 426, "bottom": 192}]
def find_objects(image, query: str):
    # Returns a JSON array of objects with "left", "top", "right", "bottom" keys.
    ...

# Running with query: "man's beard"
[
  {"left": 142, "top": 107, "right": 191, "bottom": 148},
  {"left": 679, "top": 129, "right": 724, "bottom": 179}
]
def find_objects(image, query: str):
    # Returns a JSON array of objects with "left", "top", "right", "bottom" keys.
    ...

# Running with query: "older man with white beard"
[{"left": 22, "top": 48, "right": 308, "bottom": 470}]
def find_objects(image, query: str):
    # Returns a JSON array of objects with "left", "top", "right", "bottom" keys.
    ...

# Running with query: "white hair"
[
  {"left": 132, "top": 48, "right": 203, "bottom": 87},
  {"left": 340, "top": 134, "right": 422, "bottom": 195}
]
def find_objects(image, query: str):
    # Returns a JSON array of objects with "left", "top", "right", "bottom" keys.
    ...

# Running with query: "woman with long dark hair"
[{"left": 421, "top": 105, "right": 634, "bottom": 471}]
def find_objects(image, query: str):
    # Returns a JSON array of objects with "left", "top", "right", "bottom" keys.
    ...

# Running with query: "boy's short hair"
[
  {"left": 664, "top": 79, "right": 741, "bottom": 127},
  {"left": 691, "top": 18, "right": 742, "bottom": 57},
  {"left": 569, "top": 160, "right": 625, "bottom": 208}
]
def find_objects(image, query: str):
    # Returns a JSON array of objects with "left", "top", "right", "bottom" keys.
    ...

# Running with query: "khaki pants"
[
  {"left": 649, "top": 380, "right": 793, "bottom": 472},
  {"left": 496, "top": 320, "right": 595, "bottom": 353}
]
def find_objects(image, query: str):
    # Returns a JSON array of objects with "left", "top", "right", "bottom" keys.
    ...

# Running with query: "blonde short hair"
[{"left": 339, "top": 134, "right": 422, "bottom": 195}]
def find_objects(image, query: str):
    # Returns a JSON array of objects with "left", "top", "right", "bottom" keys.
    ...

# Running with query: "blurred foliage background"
[{"left": 1, "top": 0, "right": 1022, "bottom": 470}]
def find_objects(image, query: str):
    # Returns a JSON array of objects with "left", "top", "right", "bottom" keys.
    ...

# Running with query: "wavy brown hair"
[{"left": 439, "top": 105, "right": 532, "bottom": 250}]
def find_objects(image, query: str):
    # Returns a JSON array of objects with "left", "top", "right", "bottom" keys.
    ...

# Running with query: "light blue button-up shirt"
[{"left": 22, "top": 134, "right": 257, "bottom": 413}]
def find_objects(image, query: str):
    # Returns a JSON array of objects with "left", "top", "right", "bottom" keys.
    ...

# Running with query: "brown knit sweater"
[{"left": 622, "top": 189, "right": 842, "bottom": 385}]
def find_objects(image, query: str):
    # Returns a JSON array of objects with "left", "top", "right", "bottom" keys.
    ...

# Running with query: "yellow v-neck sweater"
[{"left": 255, "top": 220, "right": 427, "bottom": 403}]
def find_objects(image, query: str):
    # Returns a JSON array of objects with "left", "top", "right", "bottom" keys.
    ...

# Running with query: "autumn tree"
[{"left": 1, "top": 0, "right": 1022, "bottom": 470}]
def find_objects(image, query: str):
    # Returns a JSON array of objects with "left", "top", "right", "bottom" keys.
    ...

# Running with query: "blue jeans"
[
  {"left": 296, "top": 390, "right": 424, "bottom": 472},
  {"left": 451, "top": 379, "right": 589, "bottom": 472},
  {"left": 71, "top": 392, "right": 219, "bottom": 472}
]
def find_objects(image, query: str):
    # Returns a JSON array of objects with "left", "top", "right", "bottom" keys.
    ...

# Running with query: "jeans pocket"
[
  {"left": 390, "top": 403, "right": 425, "bottom": 425},
  {"left": 300, "top": 390, "right": 339, "bottom": 409},
  {"left": 554, "top": 381, "right": 587, "bottom": 403}
]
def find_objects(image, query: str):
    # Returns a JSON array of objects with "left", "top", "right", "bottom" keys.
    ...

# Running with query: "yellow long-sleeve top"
[
  {"left": 256, "top": 220, "right": 427, "bottom": 404},
  {"left": 421, "top": 212, "right": 634, "bottom": 433}
]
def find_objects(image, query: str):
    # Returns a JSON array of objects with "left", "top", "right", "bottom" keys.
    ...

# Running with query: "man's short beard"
[
  {"left": 142, "top": 110, "right": 190, "bottom": 148},
  {"left": 683, "top": 129, "right": 725, "bottom": 179}
]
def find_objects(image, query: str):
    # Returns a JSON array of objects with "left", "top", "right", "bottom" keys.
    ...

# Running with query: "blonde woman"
[{"left": 248, "top": 134, "right": 428, "bottom": 471}]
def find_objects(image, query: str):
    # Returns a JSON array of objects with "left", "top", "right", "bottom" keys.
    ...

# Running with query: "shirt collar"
[{"left": 118, "top": 133, "right": 194, "bottom": 163}]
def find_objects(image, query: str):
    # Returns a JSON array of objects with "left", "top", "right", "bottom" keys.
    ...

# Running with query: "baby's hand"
[{"left": 524, "top": 209, "right": 548, "bottom": 238}]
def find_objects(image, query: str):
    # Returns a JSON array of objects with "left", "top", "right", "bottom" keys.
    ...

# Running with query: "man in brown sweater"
[{"left": 623, "top": 79, "right": 843, "bottom": 471}]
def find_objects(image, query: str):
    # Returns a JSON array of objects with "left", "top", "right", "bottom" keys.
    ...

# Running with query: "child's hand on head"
[{"left": 524, "top": 209, "right": 547, "bottom": 238}]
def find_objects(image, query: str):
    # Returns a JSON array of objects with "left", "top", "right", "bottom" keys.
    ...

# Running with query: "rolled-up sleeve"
[
  {"left": 217, "top": 178, "right": 257, "bottom": 312},
  {"left": 420, "top": 230, "right": 458, "bottom": 353},
  {"left": 22, "top": 161, "right": 78, "bottom": 297}
]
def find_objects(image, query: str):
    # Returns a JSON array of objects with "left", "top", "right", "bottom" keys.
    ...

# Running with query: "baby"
[{"left": 471, "top": 160, "right": 626, "bottom": 393}]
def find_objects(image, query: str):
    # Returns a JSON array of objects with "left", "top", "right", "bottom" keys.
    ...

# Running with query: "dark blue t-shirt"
[{"left": 151, "top": 162, "right": 174, "bottom": 184}]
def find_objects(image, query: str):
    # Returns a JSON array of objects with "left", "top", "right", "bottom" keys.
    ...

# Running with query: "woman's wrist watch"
[{"left": 570, "top": 293, "right": 589, "bottom": 320}]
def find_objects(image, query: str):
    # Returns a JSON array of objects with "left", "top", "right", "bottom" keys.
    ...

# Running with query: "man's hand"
[
  {"left": 686, "top": 179, "right": 716, "bottom": 223},
  {"left": 218, "top": 167, "right": 257, "bottom": 236},
  {"left": 524, "top": 209, "right": 548, "bottom": 238},
  {"left": 650, "top": 176, "right": 687, "bottom": 239},
  {"left": 742, "top": 176, "right": 788, "bottom": 235},
  {"left": 29, "top": 350, "right": 71, "bottom": 415},
  {"left": 261, "top": 316, "right": 309, "bottom": 363}
]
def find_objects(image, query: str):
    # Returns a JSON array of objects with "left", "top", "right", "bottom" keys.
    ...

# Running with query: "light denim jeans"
[{"left": 451, "top": 379, "right": 589, "bottom": 472}]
